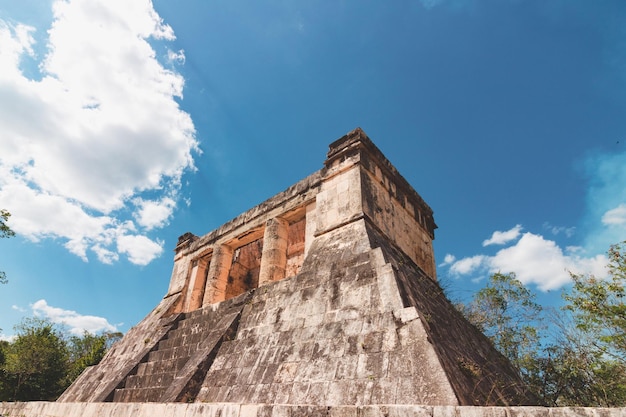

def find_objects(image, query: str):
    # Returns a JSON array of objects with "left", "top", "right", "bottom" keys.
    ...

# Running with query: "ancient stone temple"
[{"left": 58, "top": 128, "right": 534, "bottom": 406}]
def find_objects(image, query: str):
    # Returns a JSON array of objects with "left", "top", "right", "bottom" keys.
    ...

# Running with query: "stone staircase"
[{"left": 111, "top": 292, "right": 250, "bottom": 402}]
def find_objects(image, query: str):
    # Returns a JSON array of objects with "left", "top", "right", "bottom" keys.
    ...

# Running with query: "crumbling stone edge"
[{"left": 1, "top": 402, "right": 624, "bottom": 417}]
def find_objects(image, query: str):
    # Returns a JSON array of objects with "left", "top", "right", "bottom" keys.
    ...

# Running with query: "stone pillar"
[
  {"left": 202, "top": 244, "right": 234, "bottom": 306},
  {"left": 185, "top": 257, "right": 209, "bottom": 312},
  {"left": 258, "top": 217, "right": 289, "bottom": 286}
]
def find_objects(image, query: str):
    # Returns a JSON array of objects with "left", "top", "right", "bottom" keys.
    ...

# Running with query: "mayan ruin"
[{"left": 2, "top": 129, "right": 621, "bottom": 416}]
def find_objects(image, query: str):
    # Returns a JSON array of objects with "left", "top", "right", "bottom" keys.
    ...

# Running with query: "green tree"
[
  {"left": 565, "top": 241, "right": 626, "bottom": 363},
  {"left": 459, "top": 244, "right": 626, "bottom": 407},
  {"left": 461, "top": 272, "right": 544, "bottom": 375},
  {"left": 65, "top": 331, "right": 122, "bottom": 384},
  {"left": 0, "top": 318, "right": 68, "bottom": 401},
  {"left": 549, "top": 240, "right": 626, "bottom": 406},
  {"left": 0, "top": 209, "right": 15, "bottom": 285},
  {"left": 0, "top": 318, "right": 121, "bottom": 401}
]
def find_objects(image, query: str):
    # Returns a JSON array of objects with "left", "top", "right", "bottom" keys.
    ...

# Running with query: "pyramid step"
[
  {"left": 113, "top": 387, "right": 166, "bottom": 402},
  {"left": 125, "top": 371, "right": 175, "bottom": 389},
  {"left": 137, "top": 357, "right": 189, "bottom": 376},
  {"left": 147, "top": 344, "right": 195, "bottom": 362}
]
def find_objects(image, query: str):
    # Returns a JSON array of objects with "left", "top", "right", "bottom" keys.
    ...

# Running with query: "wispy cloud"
[
  {"left": 0, "top": 0, "right": 198, "bottom": 266},
  {"left": 543, "top": 222, "right": 576, "bottom": 238},
  {"left": 31, "top": 299, "right": 117, "bottom": 336},
  {"left": 602, "top": 204, "right": 626, "bottom": 226},
  {"left": 482, "top": 224, "right": 523, "bottom": 246}
]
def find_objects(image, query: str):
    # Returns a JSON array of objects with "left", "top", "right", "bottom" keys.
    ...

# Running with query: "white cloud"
[
  {"left": 439, "top": 253, "right": 456, "bottom": 267},
  {"left": 489, "top": 233, "right": 607, "bottom": 291},
  {"left": 482, "top": 224, "right": 523, "bottom": 246},
  {"left": 0, "top": 0, "right": 197, "bottom": 265},
  {"left": 449, "top": 255, "right": 487, "bottom": 275},
  {"left": 445, "top": 230, "right": 609, "bottom": 291},
  {"left": 167, "top": 49, "right": 186, "bottom": 65},
  {"left": 31, "top": 299, "right": 117, "bottom": 336},
  {"left": 134, "top": 197, "right": 177, "bottom": 230},
  {"left": 602, "top": 204, "right": 626, "bottom": 226},
  {"left": 0, "top": 334, "right": 17, "bottom": 343},
  {"left": 117, "top": 234, "right": 164, "bottom": 266}
]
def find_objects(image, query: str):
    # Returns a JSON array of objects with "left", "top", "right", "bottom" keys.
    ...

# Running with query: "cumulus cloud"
[
  {"left": 134, "top": 197, "right": 177, "bottom": 230},
  {"left": 449, "top": 255, "right": 487, "bottom": 275},
  {"left": 543, "top": 222, "right": 576, "bottom": 238},
  {"left": 31, "top": 299, "right": 118, "bottom": 336},
  {"left": 0, "top": 0, "right": 197, "bottom": 265},
  {"left": 439, "top": 253, "right": 456, "bottom": 267},
  {"left": 482, "top": 224, "right": 523, "bottom": 246},
  {"left": 117, "top": 235, "right": 164, "bottom": 266},
  {"left": 445, "top": 229, "right": 609, "bottom": 291}
]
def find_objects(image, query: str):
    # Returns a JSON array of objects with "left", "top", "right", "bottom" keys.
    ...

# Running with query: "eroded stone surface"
[{"left": 59, "top": 128, "right": 534, "bottom": 406}]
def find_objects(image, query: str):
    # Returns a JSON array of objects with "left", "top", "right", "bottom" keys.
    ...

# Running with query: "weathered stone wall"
[
  {"left": 194, "top": 219, "right": 459, "bottom": 405},
  {"left": 57, "top": 128, "right": 533, "bottom": 407},
  {"left": 1, "top": 402, "right": 623, "bottom": 417},
  {"left": 162, "top": 128, "right": 441, "bottom": 318}
]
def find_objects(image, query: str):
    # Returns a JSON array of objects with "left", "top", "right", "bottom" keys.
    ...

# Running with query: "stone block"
[
  {"left": 507, "top": 407, "right": 551, "bottom": 417},
  {"left": 386, "top": 405, "right": 432, "bottom": 417},
  {"left": 432, "top": 406, "right": 457, "bottom": 417},
  {"left": 306, "top": 381, "right": 330, "bottom": 404},
  {"left": 369, "top": 378, "right": 397, "bottom": 404},
  {"left": 393, "top": 307, "right": 419, "bottom": 324},
  {"left": 330, "top": 406, "right": 358, "bottom": 417},
  {"left": 289, "top": 381, "right": 311, "bottom": 403},
  {"left": 352, "top": 379, "right": 375, "bottom": 406},
  {"left": 272, "top": 382, "right": 293, "bottom": 403},
  {"left": 335, "top": 354, "right": 359, "bottom": 379},
  {"left": 291, "top": 406, "right": 331, "bottom": 417},
  {"left": 455, "top": 407, "right": 507, "bottom": 417},
  {"left": 361, "top": 332, "right": 384, "bottom": 353},
  {"left": 275, "top": 361, "right": 300, "bottom": 383},
  {"left": 327, "top": 379, "right": 358, "bottom": 405}
]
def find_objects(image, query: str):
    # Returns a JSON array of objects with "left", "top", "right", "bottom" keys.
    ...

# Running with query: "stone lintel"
[{"left": 179, "top": 171, "right": 322, "bottom": 259}]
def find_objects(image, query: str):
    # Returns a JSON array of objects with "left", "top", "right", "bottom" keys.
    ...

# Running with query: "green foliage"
[
  {"left": 564, "top": 241, "right": 626, "bottom": 363},
  {"left": 65, "top": 331, "right": 122, "bottom": 383},
  {"left": 0, "top": 318, "right": 120, "bottom": 401},
  {"left": 460, "top": 242, "right": 626, "bottom": 407},
  {"left": 0, "top": 209, "right": 14, "bottom": 285},
  {"left": 0, "top": 318, "right": 68, "bottom": 401},
  {"left": 0, "top": 209, "right": 14, "bottom": 239},
  {"left": 461, "top": 272, "right": 543, "bottom": 374}
]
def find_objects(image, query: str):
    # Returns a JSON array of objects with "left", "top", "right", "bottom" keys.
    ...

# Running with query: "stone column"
[
  {"left": 202, "top": 244, "right": 234, "bottom": 306},
  {"left": 185, "top": 257, "right": 210, "bottom": 312},
  {"left": 258, "top": 217, "right": 289, "bottom": 286}
]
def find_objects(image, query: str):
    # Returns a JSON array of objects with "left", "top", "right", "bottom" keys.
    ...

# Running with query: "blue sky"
[{"left": 0, "top": 0, "right": 625, "bottom": 338}]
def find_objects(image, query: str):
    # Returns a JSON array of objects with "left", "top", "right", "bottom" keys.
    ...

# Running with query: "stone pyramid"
[{"left": 59, "top": 128, "right": 535, "bottom": 406}]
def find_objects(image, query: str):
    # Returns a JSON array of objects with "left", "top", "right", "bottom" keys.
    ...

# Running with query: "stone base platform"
[{"left": 1, "top": 402, "right": 623, "bottom": 417}]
